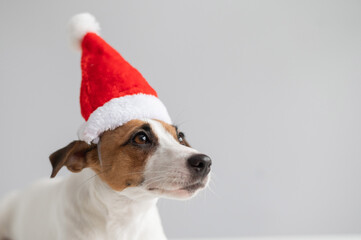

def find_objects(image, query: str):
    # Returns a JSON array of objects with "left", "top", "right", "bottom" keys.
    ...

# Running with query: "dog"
[
  {"left": 0, "top": 12, "right": 212, "bottom": 240},
  {"left": 0, "top": 119, "right": 211, "bottom": 239}
]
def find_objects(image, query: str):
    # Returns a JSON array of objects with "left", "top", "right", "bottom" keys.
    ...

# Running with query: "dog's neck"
[{"left": 63, "top": 169, "right": 161, "bottom": 240}]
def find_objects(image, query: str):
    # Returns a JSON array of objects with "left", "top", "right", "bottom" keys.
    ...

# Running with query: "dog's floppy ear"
[{"left": 49, "top": 141, "right": 95, "bottom": 178}]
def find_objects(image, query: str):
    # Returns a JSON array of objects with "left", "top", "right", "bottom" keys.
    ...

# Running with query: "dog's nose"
[{"left": 187, "top": 154, "right": 212, "bottom": 176}]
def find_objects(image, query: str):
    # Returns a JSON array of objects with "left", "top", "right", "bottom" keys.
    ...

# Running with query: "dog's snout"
[{"left": 187, "top": 154, "right": 212, "bottom": 176}]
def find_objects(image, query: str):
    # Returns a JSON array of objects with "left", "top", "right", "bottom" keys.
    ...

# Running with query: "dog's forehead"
[{"left": 148, "top": 119, "right": 178, "bottom": 143}]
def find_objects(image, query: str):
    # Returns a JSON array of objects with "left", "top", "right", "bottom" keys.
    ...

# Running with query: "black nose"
[{"left": 187, "top": 154, "right": 212, "bottom": 177}]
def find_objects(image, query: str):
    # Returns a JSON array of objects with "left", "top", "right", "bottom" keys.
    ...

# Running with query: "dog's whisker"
[
  {"left": 142, "top": 176, "right": 165, "bottom": 183},
  {"left": 142, "top": 177, "right": 168, "bottom": 186}
]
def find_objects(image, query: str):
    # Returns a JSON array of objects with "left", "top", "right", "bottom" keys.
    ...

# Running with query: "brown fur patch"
[
  {"left": 49, "top": 141, "right": 97, "bottom": 178},
  {"left": 88, "top": 120, "right": 158, "bottom": 191}
]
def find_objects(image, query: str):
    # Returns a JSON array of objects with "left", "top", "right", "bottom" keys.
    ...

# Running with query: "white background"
[{"left": 1, "top": 0, "right": 361, "bottom": 238}]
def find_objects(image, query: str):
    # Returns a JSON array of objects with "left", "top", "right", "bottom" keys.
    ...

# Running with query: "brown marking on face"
[
  {"left": 92, "top": 119, "right": 159, "bottom": 191},
  {"left": 49, "top": 119, "right": 159, "bottom": 191},
  {"left": 156, "top": 120, "right": 191, "bottom": 147}
]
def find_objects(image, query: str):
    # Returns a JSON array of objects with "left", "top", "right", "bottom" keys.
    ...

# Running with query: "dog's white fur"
[{"left": 0, "top": 120, "right": 207, "bottom": 240}]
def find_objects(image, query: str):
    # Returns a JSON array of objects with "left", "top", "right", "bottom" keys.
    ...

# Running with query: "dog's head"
[{"left": 49, "top": 119, "right": 211, "bottom": 199}]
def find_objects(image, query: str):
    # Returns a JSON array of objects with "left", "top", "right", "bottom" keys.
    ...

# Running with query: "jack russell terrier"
[{"left": 0, "top": 13, "right": 211, "bottom": 240}]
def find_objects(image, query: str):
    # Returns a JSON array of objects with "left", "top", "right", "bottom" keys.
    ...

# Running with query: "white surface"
[{"left": 173, "top": 236, "right": 361, "bottom": 240}]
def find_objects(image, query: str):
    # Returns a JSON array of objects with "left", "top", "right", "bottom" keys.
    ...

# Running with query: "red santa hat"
[{"left": 69, "top": 13, "right": 172, "bottom": 143}]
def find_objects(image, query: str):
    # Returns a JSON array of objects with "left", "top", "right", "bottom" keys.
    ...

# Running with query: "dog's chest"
[
  {"left": 62, "top": 211, "right": 163, "bottom": 240},
  {"left": 78, "top": 203, "right": 165, "bottom": 240},
  {"left": 104, "top": 203, "right": 165, "bottom": 240}
]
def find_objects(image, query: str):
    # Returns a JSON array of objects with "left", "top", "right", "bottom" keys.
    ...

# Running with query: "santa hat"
[{"left": 69, "top": 13, "right": 172, "bottom": 143}]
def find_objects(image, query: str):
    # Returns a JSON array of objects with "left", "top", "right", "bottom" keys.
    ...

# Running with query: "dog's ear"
[{"left": 49, "top": 141, "right": 95, "bottom": 178}]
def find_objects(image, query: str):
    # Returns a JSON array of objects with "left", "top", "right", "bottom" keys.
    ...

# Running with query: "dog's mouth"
[
  {"left": 147, "top": 181, "right": 206, "bottom": 195},
  {"left": 180, "top": 182, "right": 205, "bottom": 191}
]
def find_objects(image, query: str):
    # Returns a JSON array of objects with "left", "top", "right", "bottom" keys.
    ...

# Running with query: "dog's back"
[
  {"left": 0, "top": 178, "right": 64, "bottom": 240},
  {"left": 0, "top": 190, "right": 19, "bottom": 240}
]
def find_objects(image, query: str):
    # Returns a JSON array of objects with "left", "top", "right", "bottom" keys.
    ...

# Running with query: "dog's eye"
[
  {"left": 132, "top": 132, "right": 150, "bottom": 145},
  {"left": 178, "top": 132, "right": 185, "bottom": 144}
]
